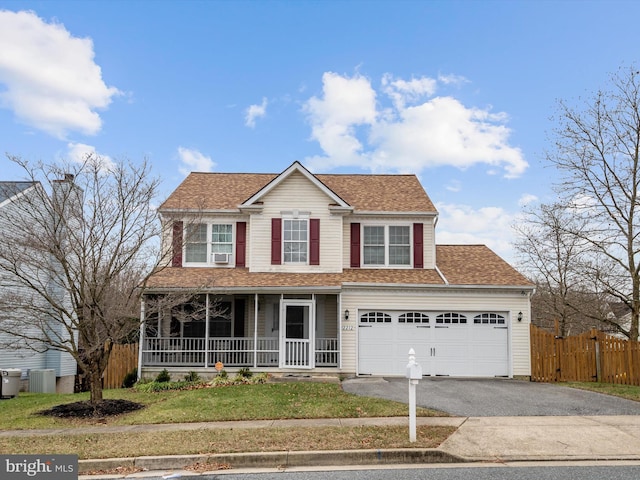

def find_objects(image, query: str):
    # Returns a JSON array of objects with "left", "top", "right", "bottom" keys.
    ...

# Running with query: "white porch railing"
[{"left": 142, "top": 337, "right": 338, "bottom": 368}]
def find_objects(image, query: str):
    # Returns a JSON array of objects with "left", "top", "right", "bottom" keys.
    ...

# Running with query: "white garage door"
[{"left": 358, "top": 310, "right": 509, "bottom": 377}]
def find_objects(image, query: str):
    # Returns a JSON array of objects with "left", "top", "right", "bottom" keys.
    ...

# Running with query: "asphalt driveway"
[{"left": 342, "top": 377, "right": 640, "bottom": 416}]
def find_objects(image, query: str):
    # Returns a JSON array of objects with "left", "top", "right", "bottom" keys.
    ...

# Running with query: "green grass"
[
  {"left": 564, "top": 382, "right": 640, "bottom": 401},
  {"left": 0, "top": 382, "right": 451, "bottom": 464},
  {"left": 0, "top": 382, "right": 441, "bottom": 430}
]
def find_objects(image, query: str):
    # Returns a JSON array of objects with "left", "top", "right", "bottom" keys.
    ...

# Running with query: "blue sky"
[{"left": 1, "top": 0, "right": 639, "bottom": 263}]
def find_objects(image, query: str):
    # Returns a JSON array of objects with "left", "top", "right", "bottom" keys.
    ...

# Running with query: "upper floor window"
[
  {"left": 284, "top": 219, "right": 308, "bottom": 263},
  {"left": 185, "top": 224, "right": 208, "bottom": 263},
  {"left": 363, "top": 225, "right": 411, "bottom": 266},
  {"left": 212, "top": 224, "right": 233, "bottom": 255},
  {"left": 185, "top": 223, "right": 233, "bottom": 264}
]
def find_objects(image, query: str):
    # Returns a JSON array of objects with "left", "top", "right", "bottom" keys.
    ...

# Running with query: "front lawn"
[
  {"left": 0, "top": 381, "right": 442, "bottom": 430},
  {"left": 0, "top": 382, "right": 451, "bottom": 461}
]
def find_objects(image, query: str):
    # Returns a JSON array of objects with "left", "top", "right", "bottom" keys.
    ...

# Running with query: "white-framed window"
[
  {"left": 185, "top": 223, "right": 208, "bottom": 263},
  {"left": 363, "top": 225, "right": 411, "bottom": 266},
  {"left": 284, "top": 219, "right": 308, "bottom": 263},
  {"left": 184, "top": 222, "right": 234, "bottom": 264},
  {"left": 212, "top": 224, "right": 233, "bottom": 255}
]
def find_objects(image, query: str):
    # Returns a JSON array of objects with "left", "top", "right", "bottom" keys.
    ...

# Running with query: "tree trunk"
[{"left": 89, "top": 370, "right": 103, "bottom": 405}]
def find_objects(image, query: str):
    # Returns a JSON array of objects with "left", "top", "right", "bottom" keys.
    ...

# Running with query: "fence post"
[{"left": 594, "top": 334, "right": 601, "bottom": 383}]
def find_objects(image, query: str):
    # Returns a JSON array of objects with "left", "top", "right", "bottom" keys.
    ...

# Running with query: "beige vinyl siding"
[
  {"left": 340, "top": 287, "right": 531, "bottom": 376},
  {"left": 250, "top": 171, "right": 343, "bottom": 273},
  {"left": 342, "top": 216, "right": 436, "bottom": 269}
]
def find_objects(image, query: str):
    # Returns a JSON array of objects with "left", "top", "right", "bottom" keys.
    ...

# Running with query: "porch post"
[
  {"left": 338, "top": 293, "right": 342, "bottom": 369},
  {"left": 204, "top": 294, "right": 210, "bottom": 368},
  {"left": 253, "top": 293, "right": 258, "bottom": 368},
  {"left": 137, "top": 298, "right": 145, "bottom": 381}
]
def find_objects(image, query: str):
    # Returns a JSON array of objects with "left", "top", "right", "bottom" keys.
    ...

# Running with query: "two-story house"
[
  {"left": 141, "top": 162, "right": 534, "bottom": 379},
  {"left": 0, "top": 180, "right": 77, "bottom": 393}
]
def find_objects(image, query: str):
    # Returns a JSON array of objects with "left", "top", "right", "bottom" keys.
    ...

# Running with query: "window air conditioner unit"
[{"left": 214, "top": 253, "right": 230, "bottom": 264}]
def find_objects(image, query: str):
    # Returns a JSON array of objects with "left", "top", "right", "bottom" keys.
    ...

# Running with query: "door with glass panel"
[{"left": 280, "top": 301, "right": 314, "bottom": 368}]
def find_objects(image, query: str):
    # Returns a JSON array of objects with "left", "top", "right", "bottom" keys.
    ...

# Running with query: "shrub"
[
  {"left": 217, "top": 369, "right": 228, "bottom": 379},
  {"left": 155, "top": 369, "right": 171, "bottom": 383},
  {"left": 184, "top": 371, "right": 201, "bottom": 382},
  {"left": 237, "top": 367, "right": 253, "bottom": 378},
  {"left": 121, "top": 368, "right": 138, "bottom": 388}
]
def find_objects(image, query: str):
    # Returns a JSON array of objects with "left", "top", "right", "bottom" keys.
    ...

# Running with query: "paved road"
[
  {"left": 342, "top": 377, "right": 640, "bottom": 416},
  {"left": 138, "top": 464, "right": 640, "bottom": 480}
]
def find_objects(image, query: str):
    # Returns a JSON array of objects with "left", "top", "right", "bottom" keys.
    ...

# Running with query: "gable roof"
[
  {"left": 160, "top": 163, "right": 437, "bottom": 214},
  {"left": 0, "top": 181, "right": 37, "bottom": 205},
  {"left": 241, "top": 161, "right": 351, "bottom": 210}
]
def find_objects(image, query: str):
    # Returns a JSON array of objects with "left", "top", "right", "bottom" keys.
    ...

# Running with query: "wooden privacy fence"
[
  {"left": 531, "top": 325, "right": 640, "bottom": 385},
  {"left": 102, "top": 343, "right": 138, "bottom": 389}
]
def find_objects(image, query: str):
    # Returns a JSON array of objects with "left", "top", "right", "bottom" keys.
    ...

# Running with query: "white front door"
[{"left": 280, "top": 301, "right": 315, "bottom": 368}]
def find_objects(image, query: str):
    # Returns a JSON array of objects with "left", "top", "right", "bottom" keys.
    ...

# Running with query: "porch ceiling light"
[{"left": 345, "top": 309, "right": 350, "bottom": 320}]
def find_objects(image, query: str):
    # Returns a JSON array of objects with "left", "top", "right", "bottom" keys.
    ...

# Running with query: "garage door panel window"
[
  {"left": 474, "top": 313, "right": 506, "bottom": 325},
  {"left": 436, "top": 312, "right": 467, "bottom": 324},
  {"left": 360, "top": 312, "right": 392, "bottom": 323},
  {"left": 399, "top": 312, "right": 429, "bottom": 323}
]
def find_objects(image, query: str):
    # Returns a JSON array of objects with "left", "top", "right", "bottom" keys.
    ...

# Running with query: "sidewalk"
[{"left": 5, "top": 415, "right": 640, "bottom": 477}]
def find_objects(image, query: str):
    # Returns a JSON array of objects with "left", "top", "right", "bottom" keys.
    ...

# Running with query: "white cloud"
[
  {"left": 245, "top": 97, "right": 268, "bottom": 128},
  {"left": 0, "top": 10, "right": 120, "bottom": 138},
  {"left": 303, "top": 72, "right": 377, "bottom": 170},
  {"left": 381, "top": 73, "right": 437, "bottom": 110},
  {"left": 437, "top": 73, "right": 470, "bottom": 86},
  {"left": 177, "top": 147, "right": 215, "bottom": 175},
  {"left": 66, "top": 142, "right": 114, "bottom": 170},
  {"left": 435, "top": 202, "right": 518, "bottom": 262},
  {"left": 303, "top": 72, "right": 527, "bottom": 178},
  {"left": 518, "top": 193, "right": 539, "bottom": 207},
  {"left": 445, "top": 179, "right": 462, "bottom": 192}
]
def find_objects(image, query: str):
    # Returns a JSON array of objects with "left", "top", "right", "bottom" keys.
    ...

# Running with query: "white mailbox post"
[{"left": 406, "top": 348, "right": 422, "bottom": 442}]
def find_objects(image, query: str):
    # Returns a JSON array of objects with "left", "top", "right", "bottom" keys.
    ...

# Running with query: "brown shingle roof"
[
  {"left": 160, "top": 170, "right": 437, "bottom": 213},
  {"left": 145, "top": 246, "right": 531, "bottom": 291},
  {"left": 436, "top": 245, "right": 533, "bottom": 286}
]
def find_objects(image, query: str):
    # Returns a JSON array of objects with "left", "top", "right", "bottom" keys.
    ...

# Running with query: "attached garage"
[{"left": 357, "top": 310, "right": 510, "bottom": 377}]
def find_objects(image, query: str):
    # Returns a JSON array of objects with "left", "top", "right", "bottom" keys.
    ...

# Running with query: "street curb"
[{"left": 79, "top": 449, "right": 467, "bottom": 474}]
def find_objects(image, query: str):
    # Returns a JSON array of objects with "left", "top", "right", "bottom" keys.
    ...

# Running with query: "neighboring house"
[
  {"left": 0, "top": 181, "right": 77, "bottom": 393},
  {"left": 141, "top": 162, "right": 534, "bottom": 379}
]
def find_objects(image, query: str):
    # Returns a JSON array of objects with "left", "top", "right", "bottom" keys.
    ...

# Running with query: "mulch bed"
[{"left": 39, "top": 399, "right": 144, "bottom": 418}]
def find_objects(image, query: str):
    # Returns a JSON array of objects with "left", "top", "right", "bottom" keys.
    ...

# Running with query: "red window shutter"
[
  {"left": 271, "top": 218, "right": 282, "bottom": 265},
  {"left": 236, "top": 222, "right": 246, "bottom": 267},
  {"left": 172, "top": 221, "right": 183, "bottom": 267},
  {"left": 413, "top": 223, "right": 424, "bottom": 269},
  {"left": 310, "top": 218, "right": 320, "bottom": 265},
  {"left": 350, "top": 223, "right": 360, "bottom": 268}
]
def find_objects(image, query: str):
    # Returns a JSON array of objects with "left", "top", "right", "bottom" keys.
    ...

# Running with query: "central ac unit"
[
  {"left": 29, "top": 369, "right": 56, "bottom": 393},
  {"left": 214, "top": 253, "right": 230, "bottom": 264}
]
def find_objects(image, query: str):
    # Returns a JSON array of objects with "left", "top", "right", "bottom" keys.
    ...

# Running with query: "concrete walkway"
[
  {"left": 440, "top": 415, "right": 640, "bottom": 461},
  {"left": 4, "top": 415, "right": 640, "bottom": 477}
]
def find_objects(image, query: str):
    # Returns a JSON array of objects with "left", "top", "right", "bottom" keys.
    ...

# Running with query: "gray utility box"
[
  {"left": 29, "top": 369, "right": 56, "bottom": 393},
  {"left": 1, "top": 368, "right": 21, "bottom": 398}
]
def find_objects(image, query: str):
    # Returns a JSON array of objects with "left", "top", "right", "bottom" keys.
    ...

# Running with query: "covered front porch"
[{"left": 140, "top": 293, "right": 340, "bottom": 371}]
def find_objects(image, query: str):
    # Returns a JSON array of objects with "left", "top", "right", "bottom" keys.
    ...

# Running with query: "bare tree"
[
  {"left": 541, "top": 65, "right": 640, "bottom": 341},
  {"left": 514, "top": 203, "right": 592, "bottom": 336},
  {"left": 0, "top": 155, "right": 163, "bottom": 404}
]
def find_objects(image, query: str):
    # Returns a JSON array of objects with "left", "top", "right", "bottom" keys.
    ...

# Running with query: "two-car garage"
[{"left": 357, "top": 310, "right": 510, "bottom": 377}]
